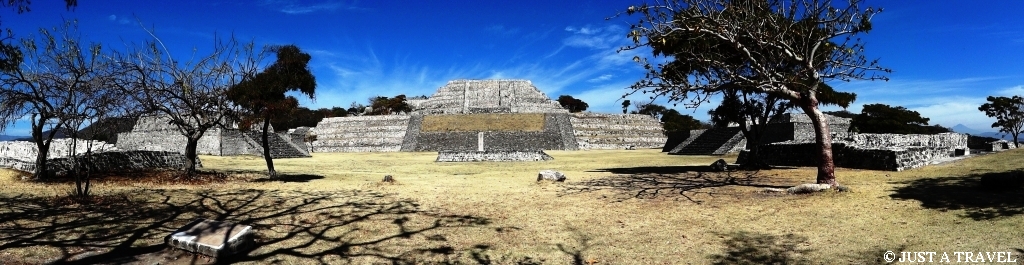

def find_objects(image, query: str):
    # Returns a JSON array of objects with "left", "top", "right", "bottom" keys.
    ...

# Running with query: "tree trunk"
[
  {"left": 799, "top": 96, "right": 837, "bottom": 187},
  {"left": 31, "top": 125, "right": 49, "bottom": 180},
  {"left": 261, "top": 117, "right": 277, "bottom": 179},
  {"left": 737, "top": 123, "right": 764, "bottom": 169},
  {"left": 184, "top": 137, "right": 200, "bottom": 177}
]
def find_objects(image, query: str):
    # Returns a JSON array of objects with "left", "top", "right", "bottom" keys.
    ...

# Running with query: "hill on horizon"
[{"left": 952, "top": 124, "right": 1024, "bottom": 141}]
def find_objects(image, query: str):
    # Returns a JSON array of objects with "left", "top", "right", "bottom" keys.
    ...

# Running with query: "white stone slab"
[{"left": 166, "top": 219, "right": 254, "bottom": 258}]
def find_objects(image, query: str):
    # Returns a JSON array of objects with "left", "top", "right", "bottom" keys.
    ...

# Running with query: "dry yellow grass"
[
  {"left": 1, "top": 148, "right": 1023, "bottom": 264},
  {"left": 421, "top": 113, "right": 545, "bottom": 132}
]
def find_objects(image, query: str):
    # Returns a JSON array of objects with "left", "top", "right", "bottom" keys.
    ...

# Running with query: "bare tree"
[
  {"left": 0, "top": 20, "right": 108, "bottom": 180},
  {"left": 617, "top": 0, "right": 890, "bottom": 186},
  {"left": 60, "top": 50, "right": 129, "bottom": 199},
  {"left": 115, "top": 30, "right": 264, "bottom": 177}
]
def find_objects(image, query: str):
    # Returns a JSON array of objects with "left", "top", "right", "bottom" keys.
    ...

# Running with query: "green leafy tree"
[
  {"left": 621, "top": 100, "right": 631, "bottom": 114},
  {"left": 557, "top": 95, "right": 589, "bottom": 112},
  {"left": 661, "top": 109, "right": 703, "bottom": 134},
  {"left": 823, "top": 110, "right": 857, "bottom": 120},
  {"left": 632, "top": 102, "right": 669, "bottom": 119},
  {"left": 227, "top": 45, "right": 316, "bottom": 179},
  {"left": 978, "top": 95, "right": 1024, "bottom": 146},
  {"left": 366, "top": 95, "right": 411, "bottom": 115},
  {"left": 630, "top": 103, "right": 700, "bottom": 134},
  {"left": 852, "top": 104, "right": 938, "bottom": 134},
  {"left": 618, "top": 0, "right": 889, "bottom": 186}
]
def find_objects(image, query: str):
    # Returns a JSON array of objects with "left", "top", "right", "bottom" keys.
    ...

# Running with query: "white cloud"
[
  {"left": 108, "top": 14, "right": 130, "bottom": 25},
  {"left": 996, "top": 85, "right": 1024, "bottom": 96},
  {"left": 262, "top": 0, "right": 366, "bottom": 14},
  {"left": 562, "top": 24, "right": 624, "bottom": 50},
  {"left": 588, "top": 74, "right": 613, "bottom": 83}
]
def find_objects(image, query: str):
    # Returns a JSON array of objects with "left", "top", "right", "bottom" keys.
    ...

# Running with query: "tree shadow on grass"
[
  {"left": 250, "top": 173, "right": 325, "bottom": 183},
  {"left": 889, "top": 169, "right": 1024, "bottom": 220},
  {"left": 0, "top": 188, "right": 510, "bottom": 264},
  {"left": 564, "top": 169, "right": 792, "bottom": 203},
  {"left": 708, "top": 231, "right": 812, "bottom": 265},
  {"left": 588, "top": 165, "right": 797, "bottom": 175}
]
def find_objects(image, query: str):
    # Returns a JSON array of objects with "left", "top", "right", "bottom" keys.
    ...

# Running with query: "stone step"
[
  {"left": 670, "top": 127, "right": 743, "bottom": 155},
  {"left": 243, "top": 132, "right": 309, "bottom": 158}
]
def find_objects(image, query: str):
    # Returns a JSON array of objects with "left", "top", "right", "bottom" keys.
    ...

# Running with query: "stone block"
[
  {"left": 537, "top": 169, "right": 566, "bottom": 182},
  {"left": 166, "top": 219, "right": 254, "bottom": 258}
]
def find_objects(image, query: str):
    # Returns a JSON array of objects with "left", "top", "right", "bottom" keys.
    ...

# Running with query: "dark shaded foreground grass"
[{"left": 0, "top": 189, "right": 529, "bottom": 264}]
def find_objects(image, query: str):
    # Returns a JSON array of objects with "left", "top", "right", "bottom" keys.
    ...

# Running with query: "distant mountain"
[
  {"left": 951, "top": 124, "right": 985, "bottom": 135},
  {"left": 952, "top": 124, "right": 1023, "bottom": 141},
  {"left": 13, "top": 128, "right": 73, "bottom": 141},
  {"left": 0, "top": 135, "right": 23, "bottom": 141}
]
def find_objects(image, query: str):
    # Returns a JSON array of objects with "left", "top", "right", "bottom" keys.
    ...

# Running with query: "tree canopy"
[
  {"left": 227, "top": 44, "right": 316, "bottom": 178},
  {"left": 366, "top": 95, "right": 411, "bottom": 115},
  {"left": 118, "top": 35, "right": 263, "bottom": 177},
  {"left": 978, "top": 95, "right": 1024, "bottom": 146},
  {"left": 0, "top": 20, "right": 122, "bottom": 180},
  {"left": 557, "top": 95, "right": 589, "bottom": 113},
  {"left": 619, "top": 0, "right": 889, "bottom": 186},
  {"left": 851, "top": 104, "right": 949, "bottom": 134}
]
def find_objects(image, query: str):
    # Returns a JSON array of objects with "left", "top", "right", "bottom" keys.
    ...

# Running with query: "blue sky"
[{"left": 2, "top": 0, "right": 1024, "bottom": 136}]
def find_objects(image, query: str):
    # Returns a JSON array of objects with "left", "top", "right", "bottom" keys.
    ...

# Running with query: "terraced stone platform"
[
  {"left": 312, "top": 115, "right": 411, "bottom": 152},
  {"left": 569, "top": 113, "right": 666, "bottom": 150}
]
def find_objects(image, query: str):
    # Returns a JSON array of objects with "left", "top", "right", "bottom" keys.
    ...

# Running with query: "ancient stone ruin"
[
  {"left": 1, "top": 79, "right": 667, "bottom": 169},
  {"left": 0, "top": 138, "right": 195, "bottom": 175},
  {"left": 986, "top": 140, "right": 1018, "bottom": 152},
  {"left": 311, "top": 79, "right": 667, "bottom": 154},
  {"left": 668, "top": 113, "right": 972, "bottom": 171},
  {"left": 117, "top": 115, "right": 310, "bottom": 158}
]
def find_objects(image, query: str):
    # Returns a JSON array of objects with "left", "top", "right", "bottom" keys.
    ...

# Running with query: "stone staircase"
[
  {"left": 669, "top": 127, "right": 743, "bottom": 155},
  {"left": 243, "top": 131, "right": 310, "bottom": 158}
]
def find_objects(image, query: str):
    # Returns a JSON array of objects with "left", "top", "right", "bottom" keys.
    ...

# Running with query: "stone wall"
[
  {"left": 435, "top": 150, "right": 554, "bottom": 162},
  {"left": 412, "top": 113, "right": 577, "bottom": 151},
  {"left": 116, "top": 115, "right": 219, "bottom": 155},
  {"left": 311, "top": 115, "right": 411, "bottom": 152},
  {"left": 414, "top": 131, "right": 478, "bottom": 151},
  {"left": 988, "top": 140, "right": 1019, "bottom": 152},
  {"left": 738, "top": 132, "right": 969, "bottom": 171},
  {"left": 570, "top": 113, "right": 666, "bottom": 150},
  {"left": 45, "top": 151, "right": 199, "bottom": 176},
  {"left": 0, "top": 139, "right": 118, "bottom": 162},
  {"left": 738, "top": 142, "right": 956, "bottom": 171},
  {"left": 116, "top": 115, "right": 305, "bottom": 157},
  {"left": 833, "top": 132, "right": 967, "bottom": 151},
  {"left": 2, "top": 149, "right": 198, "bottom": 175},
  {"left": 760, "top": 113, "right": 852, "bottom": 144}
]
